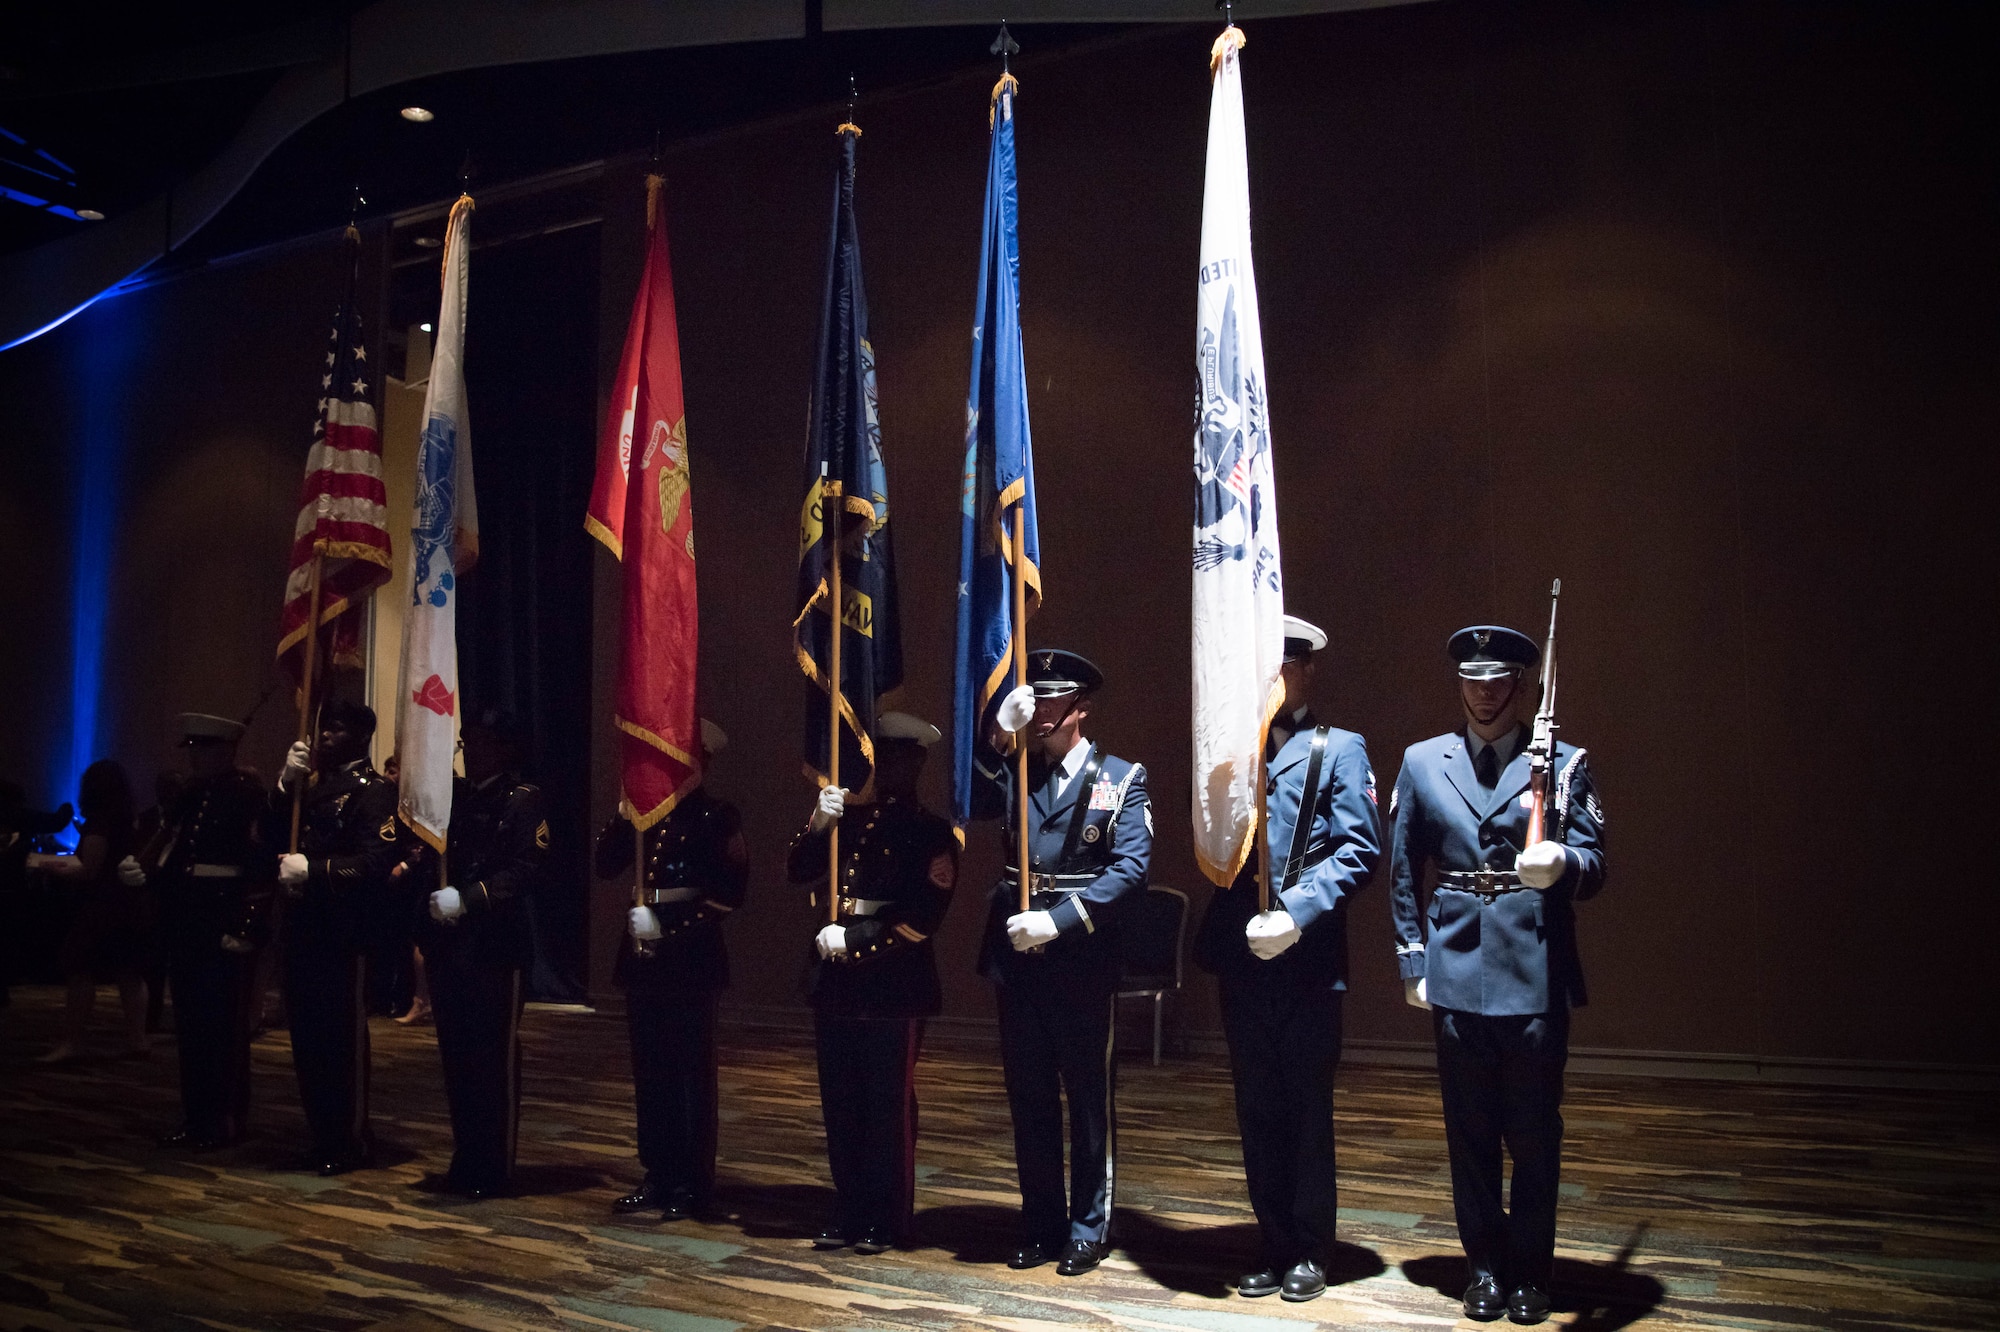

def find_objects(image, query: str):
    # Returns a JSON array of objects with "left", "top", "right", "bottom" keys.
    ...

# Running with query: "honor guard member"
[
  {"left": 973, "top": 649, "right": 1152, "bottom": 1278},
  {"left": 598, "top": 718, "right": 745, "bottom": 1221},
  {"left": 787, "top": 711, "right": 957, "bottom": 1254},
  {"left": 1193, "top": 616, "right": 1380, "bottom": 1303},
  {"left": 274, "top": 700, "right": 400, "bottom": 1175},
  {"left": 417, "top": 709, "right": 548, "bottom": 1198},
  {"left": 134, "top": 713, "right": 275, "bottom": 1149},
  {"left": 1389, "top": 626, "right": 1605, "bottom": 1325}
]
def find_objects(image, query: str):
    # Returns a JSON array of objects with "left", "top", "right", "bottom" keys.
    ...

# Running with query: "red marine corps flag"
[
  {"left": 587, "top": 175, "right": 701, "bottom": 829},
  {"left": 278, "top": 230, "right": 392, "bottom": 685}
]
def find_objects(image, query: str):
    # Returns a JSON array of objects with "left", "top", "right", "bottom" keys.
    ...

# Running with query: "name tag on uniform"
[{"left": 1088, "top": 778, "right": 1119, "bottom": 811}]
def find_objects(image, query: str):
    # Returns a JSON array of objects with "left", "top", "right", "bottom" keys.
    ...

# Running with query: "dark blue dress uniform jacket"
[
  {"left": 157, "top": 769, "right": 275, "bottom": 944},
  {"left": 1195, "top": 725, "right": 1380, "bottom": 988},
  {"left": 288, "top": 760, "right": 401, "bottom": 939},
  {"left": 970, "top": 745, "right": 1152, "bottom": 982},
  {"left": 418, "top": 774, "right": 547, "bottom": 971},
  {"left": 1389, "top": 732, "right": 1605, "bottom": 1016},
  {"left": 786, "top": 794, "right": 958, "bottom": 1020},
  {"left": 597, "top": 789, "right": 746, "bottom": 998}
]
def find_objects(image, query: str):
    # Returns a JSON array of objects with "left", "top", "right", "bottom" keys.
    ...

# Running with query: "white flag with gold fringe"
[{"left": 1191, "top": 25, "right": 1286, "bottom": 888}]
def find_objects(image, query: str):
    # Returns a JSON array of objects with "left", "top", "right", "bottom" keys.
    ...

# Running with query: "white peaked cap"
[
  {"left": 877, "top": 711, "right": 941, "bottom": 747},
  {"left": 1282, "top": 615, "right": 1328, "bottom": 654}
]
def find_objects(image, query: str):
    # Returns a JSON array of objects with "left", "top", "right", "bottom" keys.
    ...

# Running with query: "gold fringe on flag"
[{"left": 1210, "top": 24, "right": 1246, "bottom": 76}]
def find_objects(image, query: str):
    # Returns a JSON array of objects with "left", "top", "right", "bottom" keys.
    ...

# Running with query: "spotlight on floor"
[{"left": 76, "top": 208, "right": 104, "bottom": 221}]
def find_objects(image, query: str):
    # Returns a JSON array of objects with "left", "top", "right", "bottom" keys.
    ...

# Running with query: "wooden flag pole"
[
  {"left": 826, "top": 490, "right": 844, "bottom": 925},
  {"left": 1255, "top": 743, "right": 1272, "bottom": 915},
  {"left": 288, "top": 547, "right": 326, "bottom": 854},
  {"left": 1011, "top": 503, "right": 1032, "bottom": 915},
  {"left": 631, "top": 817, "right": 649, "bottom": 957}
]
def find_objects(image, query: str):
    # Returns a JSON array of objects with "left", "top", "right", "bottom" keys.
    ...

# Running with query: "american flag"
[{"left": 277, "top": 259, "right": 392, "bottom": 682}]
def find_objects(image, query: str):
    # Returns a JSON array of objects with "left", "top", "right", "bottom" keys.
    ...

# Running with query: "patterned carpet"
[{"left": 0, "top": 986, "right": 1994, "bottom": 1331}]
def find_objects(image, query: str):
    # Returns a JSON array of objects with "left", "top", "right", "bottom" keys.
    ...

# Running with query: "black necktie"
[{"left": 1474, "top": 743, "right": 1500, "bottom": 791}]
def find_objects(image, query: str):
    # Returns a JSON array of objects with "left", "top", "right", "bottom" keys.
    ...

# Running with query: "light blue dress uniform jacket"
[{"left": 1388, "top": 732, "right": 1605, "bottom": 1016}]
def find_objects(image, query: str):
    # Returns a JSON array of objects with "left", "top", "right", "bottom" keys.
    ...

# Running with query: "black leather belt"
[
  {"left": 642, "top": 885, "right": 699, "bottom": 906},
  {"left": 838, "top": 896, "right": 893, "bottom": 917},
  {"left": 1439, "top": 869, "right": 1525, "bottom": 899},
  {"left": 1002, "top": 870, "right": 1094, "bottom": 894}
]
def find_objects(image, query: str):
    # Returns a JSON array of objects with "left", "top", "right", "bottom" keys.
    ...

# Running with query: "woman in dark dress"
[{"left": 27, "top": 760, "right": 152, "bottom": 1062}]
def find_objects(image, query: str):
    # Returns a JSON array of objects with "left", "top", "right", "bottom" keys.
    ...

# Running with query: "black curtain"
[{"left": 458, "top": 223, "right": 599, "bottom": 1002}]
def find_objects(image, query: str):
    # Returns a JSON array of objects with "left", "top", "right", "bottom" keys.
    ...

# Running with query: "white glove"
[
  {"left": 628, "top": 906, "right": 662, "bottom": 941},
  {"left": 277, "top": 853, "right": 309, "bottom": 887},
  {"left": 117, "top": 855, "right": 147, "bottom": 888},
  {"left": 816, "top": 923, "right": 849, "bottom": 959},
  {"left": 1245, "top": 908, "right": 1301, "bottom": 960},
  {"left": 1404, "top": 976, "right": 1432, "bottom": 1010},
  {"left": 1006, "top": 909, "right": 1060, "bottom": 951},
  {"left": 429, "top": 887, "right": 465, "bottom": 923},
  {"left": 810, "top": 786, "right": 846, "bottom": 833},
  {"left": 280, "top": 741, "right": 313, "bottom": 791},
  {"left": 996, "top": 685, "right": 1036, "bottom": 734},
  {"left": 1515, "top": 840, "right": 1568, "bottom": 889}
]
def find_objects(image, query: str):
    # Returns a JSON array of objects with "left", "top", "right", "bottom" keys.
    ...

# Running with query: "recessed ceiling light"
[
  {"left": 419, "top": 323, "right": 433, "bottom": 333},
  {"left": 400, "top": 106, "right": 435, "bottom": 123},
  {"left": 75, "top": 208, "right": 104, "bottom": 221},
  {"left": 414, "top": 235, "right": 441, "bottom": 248}
]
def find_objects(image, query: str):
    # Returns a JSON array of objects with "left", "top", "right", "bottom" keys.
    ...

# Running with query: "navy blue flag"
[
  {"left": 795, "top": 123, "right": 902, "bottom": 796},
  {"left": 951, "top": 74, "right": 1042, "bottom": 838}
]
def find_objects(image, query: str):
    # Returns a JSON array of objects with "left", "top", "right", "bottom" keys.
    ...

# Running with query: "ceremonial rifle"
[{"left": 1523, "top": 579, "right": 1561, "bottom": 848}]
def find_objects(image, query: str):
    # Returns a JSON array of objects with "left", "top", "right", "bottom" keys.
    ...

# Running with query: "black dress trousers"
[
  {"left": 815, "top": 1014, "right": 923, "bottom": 1241},
  {"left": 1218, "top": 980, "right": 1344, "bottom": 1268},
  {"left": 1432, "top": 1005, "right": 1570, "bottom": 1288},
  {"left": 426, "top": 941, "right": 523, "bottom": 1191},
  {"left": 995, "top": 969, "right": 1118, "bottom": 1247},
  {"left": 282, "top": 930, "right": 371, "bottom": 1160},
  {"left": 627, "top": 990, "right": 720, "bottom": 1202},
  {"left": 168, "top": 939, "right": 257, "bottom": 1141}
]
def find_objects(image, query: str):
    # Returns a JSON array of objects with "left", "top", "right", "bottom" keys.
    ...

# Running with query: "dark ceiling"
[{"left": 0, "top": 6, "right": 1126, "bottom": 266}]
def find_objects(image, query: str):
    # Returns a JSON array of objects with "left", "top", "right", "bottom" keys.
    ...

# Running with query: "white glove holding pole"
[
  {"left": 280, "top": 741, "right": 313, "bottom": 792},
  {"left": 429, "top": 887, "right": 465, "bottom": 923},
  {"left": 117, "top": 856, "right": 147, "bottom": 888},
  {"left": 1515, "top": 840, "right": 1568, "bottom": 889},
  {"left": 277, "top": 853, "right": 309, "bottom": 887},
  {"left": 996, "top": 685, "right": 1037, "bottom": 734},
  {"left": 1245, "top": 908, "right": 1301, "bottom": 960},
  {"left": 816, "top": 924, "right": 848, "bottom": 959},
  {"left": 628, "top": 906, "right": 662, "bottom": 941},
  {"left": 1006, "top": 910, "right": 1059, "bottom": 951},
  {"left": 810, "top": 786, "right": 846, "bottom": 833},
  {"left": 1404, "top": 976, "right": 1432, "bottom": 1010}
]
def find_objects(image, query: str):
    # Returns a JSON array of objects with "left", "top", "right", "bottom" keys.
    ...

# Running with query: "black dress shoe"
[
  {"left": 852, "top": 1227, "right": 892, "bottom": 1255},
  {"left": 612, "top": 1186, "right": 662, "bottom": 1215},
  {"left": 1237, "top": 1267, "right": 1284, "bottom": 1298},
  {"left": 1008, "top": 1241, "right": 1056, "bottom": 1270},
  {"left": 1507, "top": 1282, "right": 1551, "bottom": 1325},
  {"left": 1463, "top": 1275, "right": 1507, "bottom": 1322},
  {"left": 159, "top": 1127, "right": 230, "bottom": 1150},
  {"left": 657, "top": 1189, "right": 697, "bottom": 1222},
  {"left": 811, "top": 1229, "right": 849, "bottom": 1250},
  {"left": 1055, "top": 1239, "right": 1107, "bottom": 1276},
  {"left": 1280, "top": 1258, "right": 1326, "bottom": 1302}
]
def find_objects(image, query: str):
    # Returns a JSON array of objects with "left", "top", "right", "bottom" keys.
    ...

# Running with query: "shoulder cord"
[{"left": 1277, "top": 727, "right": 1330, "bottom": 895}]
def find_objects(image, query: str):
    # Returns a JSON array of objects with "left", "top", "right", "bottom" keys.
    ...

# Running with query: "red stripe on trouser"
[{"left": 897, "top": 1019, "right": 922, "bottom": 1240}]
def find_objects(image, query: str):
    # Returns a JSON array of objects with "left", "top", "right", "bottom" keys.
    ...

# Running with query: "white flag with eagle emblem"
[
  {"left": 1192, "top": 26, "right": 1285, "bottom": 887},
  {"left": 395, "top": 195, "right": 480, "bottom": 851}
]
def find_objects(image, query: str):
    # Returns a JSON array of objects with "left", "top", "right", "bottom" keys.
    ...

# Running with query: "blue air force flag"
[
  {"left": 951, "top": 73, "right": 1042, "bottom": 839},
  {"left": 1192, "top": 28, "right": 1285, "bottom": 887},
  {"left": 396, "top": 195, "right": 480, "bottom": 851}
]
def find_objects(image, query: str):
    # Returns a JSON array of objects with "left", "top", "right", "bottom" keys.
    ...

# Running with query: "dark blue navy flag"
[
  {"left": 795, "top": 123, "right": 902, "bottom": 797},
  {"left": 951, "top": 74, "right": 1042, "bottom": 839}
]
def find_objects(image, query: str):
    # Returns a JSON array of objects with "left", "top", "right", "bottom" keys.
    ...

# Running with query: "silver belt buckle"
[{"left": 646, "top": 885, "right": 698, "bottom": 906}]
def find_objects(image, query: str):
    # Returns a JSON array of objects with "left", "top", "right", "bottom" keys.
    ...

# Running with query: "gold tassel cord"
[
  {"left": 989, "top": 71, "right": 1019, "bottom": 128},
  {"left": 439, "top": 193, "right": 474, "bottom": 288},
  {"left": 835, "top": 121, "right": 863, "bottom": 137},
  {"left": 1210, "top": 24, "right": 1246, "bottom": 76}
]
